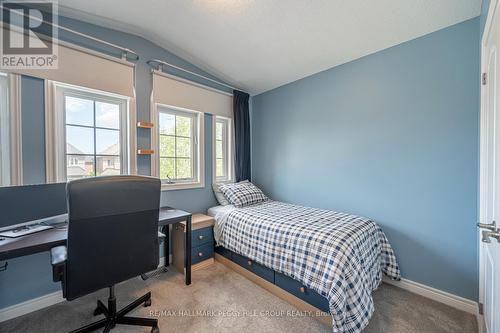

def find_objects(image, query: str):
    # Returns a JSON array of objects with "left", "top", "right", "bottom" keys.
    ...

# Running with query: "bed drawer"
[
  {"left": 215, "top": 246, "right": 232, "bottom": 260},
  {"left": 191, "top": 227, "right": 214, "bottom": 247},
  {"left": 275, "top": 272, "right": 329, "bottom": 313},
  {"left": 191, "top": 243, "right": 214, "bottom": 265},
  {"left": 232, "top": 253, "right": 274, "bottom": 283}
]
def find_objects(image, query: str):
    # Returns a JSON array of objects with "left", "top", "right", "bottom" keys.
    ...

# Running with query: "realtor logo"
[{"left": 1, "top": 0, "right": 58, "bottom": 69}]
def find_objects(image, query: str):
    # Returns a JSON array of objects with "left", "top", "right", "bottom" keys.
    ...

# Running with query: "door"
[{"left": 479, "top": 1, "right": 500, "bottom": 332}]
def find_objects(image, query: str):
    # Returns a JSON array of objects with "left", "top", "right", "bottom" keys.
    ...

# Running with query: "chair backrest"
[{"left": 65, "top": 175, "right": 161, "bottom": 300}]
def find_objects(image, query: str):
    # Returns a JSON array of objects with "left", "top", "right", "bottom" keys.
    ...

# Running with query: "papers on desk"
[{"left": 0, "top": 224, "right": 54, "bottom": 238}]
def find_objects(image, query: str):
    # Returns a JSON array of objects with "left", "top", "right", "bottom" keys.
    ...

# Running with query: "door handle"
[
  {"left": 482, "top": 230, "right": 500, "bottom": 243},
  {"left": 477, "top": 221, "right": 496, "bottom": 231}
]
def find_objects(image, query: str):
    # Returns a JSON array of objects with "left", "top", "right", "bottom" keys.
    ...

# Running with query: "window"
[
  {"left": 0, "top": 72, "right": 21, "bottom": 186},
  {"left": 0, "top": 73, "right": 10, "bottom": 186},
  {"left": 53, "top": 84, "right": 129, "bottom": 181},
  {"left": 157, "top": 106, "right": 203, "bottom": 188},
  {"left": 214, "top": 116, "right": 232, "bottom": 182}
]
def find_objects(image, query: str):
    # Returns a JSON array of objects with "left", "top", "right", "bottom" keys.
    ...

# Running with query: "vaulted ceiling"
[{"left": 59, "top": 0, "right": 482, "bottom": 95}]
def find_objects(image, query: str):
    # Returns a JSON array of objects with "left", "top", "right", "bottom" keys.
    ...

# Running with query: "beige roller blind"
[
  {"left": 152, "top": 71, "right": 233, "bottom": 118},
  {"left": 1, "top": 27, "right": 135, "bottom": 97}
]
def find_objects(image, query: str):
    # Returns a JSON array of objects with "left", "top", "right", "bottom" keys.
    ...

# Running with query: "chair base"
[{"left": 70, "top": 287, "right": 159, "bottom": 333}]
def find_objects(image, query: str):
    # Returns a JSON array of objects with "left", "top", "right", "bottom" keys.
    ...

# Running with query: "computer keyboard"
[{"left": 0, "top": 224, "right": 54, "bottom": 238}]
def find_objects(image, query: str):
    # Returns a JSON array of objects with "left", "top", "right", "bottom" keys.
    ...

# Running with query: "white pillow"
[{"left": 212, "top": 180, "right": 248, "bottom": 206}]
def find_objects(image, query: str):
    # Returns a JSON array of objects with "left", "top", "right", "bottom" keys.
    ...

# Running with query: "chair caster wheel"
[
  {"left": 151, "top": 326, "right": 159, "bottom": 333},
  {"left": 93, "top": 307, "right": 103, "bottom": 316},
  {"left": 144, "top": 299, "right": 152, "bottom": 307}
]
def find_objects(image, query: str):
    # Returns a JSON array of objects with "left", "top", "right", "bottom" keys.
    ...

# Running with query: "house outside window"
[
  {"left": 48, "top": 83, "right": 130, "bottom": 182},
  {"left": 155, "top": 105, "right": 204, "bottom": 190}
]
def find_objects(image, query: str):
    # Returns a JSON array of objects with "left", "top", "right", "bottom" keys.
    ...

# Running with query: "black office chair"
[{"left": 51, "top": 175, "right": 161, "bottom": 333}]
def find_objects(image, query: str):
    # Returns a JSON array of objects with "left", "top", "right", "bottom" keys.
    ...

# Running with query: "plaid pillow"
[
  {"left": 212, "top": 180, "right": 248, "bottom": 206},
  {"left": 218, "top": 181, "right": 268, "bottom": 207}
]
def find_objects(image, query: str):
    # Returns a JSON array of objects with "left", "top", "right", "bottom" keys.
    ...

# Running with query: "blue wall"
[
  {"left": 54, "top": 15, "right": 232, "bottom": 177},
  {"left": 251, "top": 18, "right": 480, "bottom": 300},
  {"left": 480, "top": 0, "right": 491, "bottom": 38},
  {"left": 0, "top": 15, "right": 224, "bottom": 308},
  {"left": 21, "top": 77, "right": 46, "bottom": 184}
]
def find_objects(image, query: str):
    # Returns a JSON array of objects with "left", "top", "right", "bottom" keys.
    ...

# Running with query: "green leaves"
[
  {"left": 176, "top": 116, "right": 191, "bottom": 137},
  {"left": 159, "top": 113, "right": 193, "bottom": 180},
  {"left": 160, "top": 158, "right": 175, "bottom": 179}
]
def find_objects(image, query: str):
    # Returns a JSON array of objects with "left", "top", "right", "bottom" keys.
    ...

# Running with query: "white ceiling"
[{"left": 59, "top": 0, "right": 482, "bottom": 95}]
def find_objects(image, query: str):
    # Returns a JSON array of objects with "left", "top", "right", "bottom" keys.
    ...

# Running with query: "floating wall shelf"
[
  {"left": 137, "top": 121, "right": 154, "bottom": 129},
  {"left": 137, "top": 149, "right": 154, "bottom": 155}
]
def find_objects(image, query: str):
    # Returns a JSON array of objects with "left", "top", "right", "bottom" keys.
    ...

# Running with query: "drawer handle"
[
  {"left": 198, "top": 235, "right": 204, "bottom": 240},
  {"left": 299, "top": 286, "right": 305, "bottom": 293},
  {"left": 198, "top": 252, "right": 203, "bottom": 257},
  {"left": 247, "top": 260, "right": 252, "bottom": 266}
]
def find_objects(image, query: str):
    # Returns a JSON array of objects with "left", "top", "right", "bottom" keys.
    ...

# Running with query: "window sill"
[
  {"left": 214, "top": 178, "right": 235, "bottom": 184},
  {"left": 161, "top": 182, "right": 205, "bottom": 191}
]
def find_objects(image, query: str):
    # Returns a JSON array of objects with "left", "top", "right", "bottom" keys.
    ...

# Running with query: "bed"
[{"left": 208, "top": 200, "right": 400, "bottom": 333}]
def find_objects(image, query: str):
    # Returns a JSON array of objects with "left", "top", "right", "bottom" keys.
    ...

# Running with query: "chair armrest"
[{"left": 50, "top": 246, "right": 67, "bottom": 282}]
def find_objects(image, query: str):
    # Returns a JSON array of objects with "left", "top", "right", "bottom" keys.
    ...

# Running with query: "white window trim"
[
  {"left": 0, "top": 72, "right": 22, "bottom": 186},
  {"left": 152, "top": 103, "right": 205, "bottom": 191},
  {"left": 9, "top": 73, "right": 23, "bottom": 186},
  {"left": 213, "top": 115, "right": 234, "bottom": 184},
  {"left": 45, "top": 81, "right": 136, "bottom": 183}
]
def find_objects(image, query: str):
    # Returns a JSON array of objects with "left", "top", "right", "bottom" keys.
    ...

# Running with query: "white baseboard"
[
  {"left": 0, "top": 255, "right": 172, "bottom": 323},
  {"left": 0, "top": 261, "right": 478, "bottom": 325},
  {"left": 383, "top": 277, "right": 483, "bottom": 331},
  {"left": 0, "top": 290, "right": 64, "bottom": 323},
  {"left": 383, "top": 277, "right": 478, "bottom": 314}
]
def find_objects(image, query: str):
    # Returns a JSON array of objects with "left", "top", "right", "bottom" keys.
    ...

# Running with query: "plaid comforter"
[{"left": 214, "top": 201, "right": 400, "bottom": 333}]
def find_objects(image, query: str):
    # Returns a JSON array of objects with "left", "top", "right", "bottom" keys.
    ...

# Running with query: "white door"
[{"left": 479, "top": 1, "right": 500, "bottom": 333}]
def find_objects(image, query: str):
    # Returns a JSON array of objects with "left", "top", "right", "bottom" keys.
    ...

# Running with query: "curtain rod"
[
  {"left": 147, "top": 59, "right": 238, "bottom": 92},
  {"left": 54, "top": 21, "right": 139, "bottom": 61},
  {"left": 1, "top": 6, "right": 139, "bottom": 61}
]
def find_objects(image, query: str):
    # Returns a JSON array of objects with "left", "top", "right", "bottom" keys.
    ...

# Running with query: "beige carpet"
[{"left": 0, "top": 262, "right": 477, "bottom": 333}]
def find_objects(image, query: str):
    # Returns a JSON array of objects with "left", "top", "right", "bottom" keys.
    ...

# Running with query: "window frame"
[
  {"left": 0, "top": 72, "right": 22, "bottom": 187},
  {"left": 0, "top": 73, "right": 10, "bottom": 186},
  {"left": 153, "top": 104, "right": 205, "bottom": 191},
  {"left": 213, "top": 116, "right": 233, "bottom": 183},
  {"left": 48, "top": 82, "right": 131, "bottom": 182}
]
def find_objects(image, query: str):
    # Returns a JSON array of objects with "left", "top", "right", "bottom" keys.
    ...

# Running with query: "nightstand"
[{"left": 172, "top": 214, "right": 215, "bottom": 273}]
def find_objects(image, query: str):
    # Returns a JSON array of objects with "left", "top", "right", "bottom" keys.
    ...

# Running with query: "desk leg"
[
  {"left": 185, "top": 215, "right": 192, "bottom": 285},
  {"left": 163, "top": 225, "right": 169, "bottom": 267}
]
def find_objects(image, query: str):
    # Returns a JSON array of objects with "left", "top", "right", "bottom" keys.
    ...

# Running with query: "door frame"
[{"left": 479, "top": 1, "right": 499, "bottom": 332}]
